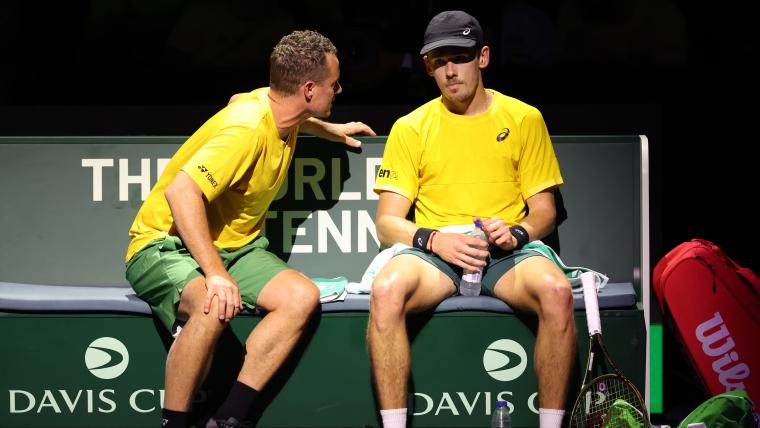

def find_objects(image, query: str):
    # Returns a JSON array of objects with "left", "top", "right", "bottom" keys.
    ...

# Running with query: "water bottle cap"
[
  {"left": 495, "top": 400, "right": 508, "bottom": 407},
  {"left": 474, "top": 219, "right": 483, "bottom": 228}
]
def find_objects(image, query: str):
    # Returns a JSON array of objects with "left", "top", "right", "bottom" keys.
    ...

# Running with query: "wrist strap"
[
  {"left": 413, "top": 228, "right": 437, "bottom": 253},
  {"left": 428, "top": 231, "right": 438, "bottom": 254},
  {"left": 509, "top": 225, "right": 530, "bottom": 250}
]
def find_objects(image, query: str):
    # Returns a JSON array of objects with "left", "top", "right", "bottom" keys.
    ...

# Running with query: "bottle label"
[{"left": 462, "top": 270, "right": 482, "bottom": 283}]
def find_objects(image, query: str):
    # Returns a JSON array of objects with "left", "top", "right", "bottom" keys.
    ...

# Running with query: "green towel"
[
  {"left": 523, "top": 241, "right": 609, "bottom": 292},
  {"left": 310, "top": 276, "right": 348, "bottom": 303}
]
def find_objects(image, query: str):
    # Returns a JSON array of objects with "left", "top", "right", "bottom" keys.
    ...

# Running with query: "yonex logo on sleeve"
[
  {"left": 197, "top": 165, "right": 218, "bottom": 188},
  {"left": 85, "top": 337, "right": 129, "bottom": 380}
]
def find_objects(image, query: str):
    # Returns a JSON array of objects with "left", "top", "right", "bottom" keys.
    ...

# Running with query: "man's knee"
[
  {"left": 179, "top": 280, "right": 215, "bottom": 316},
  {"left": 275, "top": 278, "right": 319, "bottom": 326},
  {"left": 536, "top": 276, "right": 574, "bottom": 322},
  {"left": 183, "top": 299, "right": 228, "bottom": 336},
  {"left": 369, "top": 272, "right": 407, "bottom": 321},
  {"left": 282, "top": 280, "right": 320, "bottom": 320}
]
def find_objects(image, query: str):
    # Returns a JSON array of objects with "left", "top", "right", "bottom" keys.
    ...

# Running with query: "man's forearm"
[
  {"left": 517, "top": 210, "right": 556, "bottom": 243},
  {"left": 165, "top": 173, "right": 226, "bottom": 276},
  {"left": 300, "top": 117, "right": 336, "bottom": 140},
  {"left": 517, "top": 190, "right": 558, "bottom": 242},
  {"left": 375, "top": 215, "right": 419, "bottom": 248}
]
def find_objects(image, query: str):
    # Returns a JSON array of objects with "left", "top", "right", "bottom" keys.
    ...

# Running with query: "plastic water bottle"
[
  {"left": 491, "top": 400, "right": 512, "bottom": 428},
  {"left": 460, "top": 219, "right": 487, "bottom": 296}
]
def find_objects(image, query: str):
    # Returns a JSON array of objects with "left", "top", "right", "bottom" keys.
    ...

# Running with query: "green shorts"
[
  {"left": 125, "top": 235, "right": 289, "bottom": 332},
  {"left": 396, "top": 245, "right": 544, "bottom": 296}
]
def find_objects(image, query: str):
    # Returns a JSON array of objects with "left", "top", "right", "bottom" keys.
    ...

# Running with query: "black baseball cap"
[{"left": 420, "top": 10, "right": 484, "bottom": 55}]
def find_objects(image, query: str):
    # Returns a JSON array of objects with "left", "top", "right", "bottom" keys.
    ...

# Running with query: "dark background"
[{"left": 1, "top": 0, "right": 756, "bottom": 423}]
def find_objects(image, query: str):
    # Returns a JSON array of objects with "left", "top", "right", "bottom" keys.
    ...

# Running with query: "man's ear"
[
  {"left": 423, "top": 55, "right": 434, "bottom": 76},
  {"left": 478, "top": 46, "right": 490, "bottom": 69},
  {"left": 303, "top": 81, "right": 315, "bottom": 102}
]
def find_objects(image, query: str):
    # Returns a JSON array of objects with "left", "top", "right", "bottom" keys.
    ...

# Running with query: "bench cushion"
[{"left": 0, "top": 281, "right": 636, "bottom": 315}]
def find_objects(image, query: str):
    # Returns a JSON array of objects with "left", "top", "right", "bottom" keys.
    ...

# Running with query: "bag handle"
[
  {"left": 736, "top": 267, "right": 760, "bottom": 295},
  {"left": 691, "top": 239, "right": 760, "bottom": 296}
]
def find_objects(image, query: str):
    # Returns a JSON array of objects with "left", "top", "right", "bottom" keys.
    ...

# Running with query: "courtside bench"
[{"left": 0, "top": 136, "right": 649, "bottom": 427}]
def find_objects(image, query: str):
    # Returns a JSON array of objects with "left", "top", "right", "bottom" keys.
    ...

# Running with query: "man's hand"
[
  {"left": 481, "top": 217, "right": 519, "bottom": 251},
  {"left": 331, "top": 121, "right": 376, "bottom": 147},
  {"left": 203, "top": 273, "right": 243, "bottom": 322},
  {"left": 301, "top": 117, "right": 376, "bottom": 148},
  {"left": 430, "top": 232, "right": 489, "bottom": 271}
]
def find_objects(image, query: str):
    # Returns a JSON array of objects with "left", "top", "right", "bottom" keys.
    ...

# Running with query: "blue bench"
[{"left": 0, "top": 281, "right": 636, "bottom": 314}]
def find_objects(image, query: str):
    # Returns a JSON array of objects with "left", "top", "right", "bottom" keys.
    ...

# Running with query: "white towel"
[{"left": 345, "top": 243, "right": 410, "bottom": 294}]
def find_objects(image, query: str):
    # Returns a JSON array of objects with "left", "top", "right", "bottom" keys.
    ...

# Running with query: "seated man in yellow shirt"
[
  {"left": 369, "top": 11, "right": 573, "bottom": 428},
  {"left": 125, "top": 30, "right": 374, "bottom": 428}
]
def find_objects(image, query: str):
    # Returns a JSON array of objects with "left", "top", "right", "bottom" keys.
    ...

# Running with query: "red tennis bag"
[{"left": 653, "top": 239, "right": 760, "bottom": 403}]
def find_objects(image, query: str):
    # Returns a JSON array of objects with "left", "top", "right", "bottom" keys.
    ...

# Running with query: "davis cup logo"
[
  {"left": 483, "top": 339, "right": 528, "bottom": 381},
  {"left": 85, "top": 337, "right": 129, "bottom": 379}
]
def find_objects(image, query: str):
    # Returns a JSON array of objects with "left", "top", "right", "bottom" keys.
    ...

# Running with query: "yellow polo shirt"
[
  {"left": 374, "top": 89, "right": 562, "bottom": 228},
  {"left": 126, "top": 87, "right": 297, "bottom": 261}
]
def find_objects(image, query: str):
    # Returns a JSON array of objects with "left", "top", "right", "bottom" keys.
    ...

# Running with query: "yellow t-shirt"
[
  {"left": 125, "top": 87, "right": 297, "bottom": 262},
  {"left": 374, "top": 89, "right": 562, "bottom": 228}
]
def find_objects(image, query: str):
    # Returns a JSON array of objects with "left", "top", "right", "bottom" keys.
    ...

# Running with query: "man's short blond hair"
[{"left": 269, "top": 30, "right": 337, "bottom": 95}]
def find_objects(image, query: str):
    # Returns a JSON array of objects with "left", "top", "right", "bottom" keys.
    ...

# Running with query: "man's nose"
[{"left": 445, "top": 61, "right": 456, "bottom": 77}]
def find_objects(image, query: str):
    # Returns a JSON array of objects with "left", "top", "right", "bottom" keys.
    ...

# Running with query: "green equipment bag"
[{"left": 677, "top": 390, "right": 758, "bottom": 428}]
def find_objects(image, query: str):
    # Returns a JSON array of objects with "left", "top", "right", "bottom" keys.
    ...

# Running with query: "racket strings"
[{"left": 570, "top": 376, "right": 647, "bottom": 428}]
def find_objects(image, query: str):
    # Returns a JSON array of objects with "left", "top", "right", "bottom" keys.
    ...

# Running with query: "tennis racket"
[{"left": 569, "top": 272, "right": 649, "bottom": 427}]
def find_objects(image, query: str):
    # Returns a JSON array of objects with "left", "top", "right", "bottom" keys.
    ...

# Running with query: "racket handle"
[{"left": 581, "top": 271, "right": 602, "bottom": 335}]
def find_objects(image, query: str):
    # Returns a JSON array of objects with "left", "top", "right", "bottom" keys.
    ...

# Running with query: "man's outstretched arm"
[
  {"left": 227, "top": 93, "right": 375, "bottom": 147},
  {"left": 300, "top": 117, "right": 376, "bottom": 148}
]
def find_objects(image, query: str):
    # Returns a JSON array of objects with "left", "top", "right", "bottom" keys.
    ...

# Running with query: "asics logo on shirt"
[
  {"left": 198, "top": 165, "right": 208, "bottom": 172},
  {"left": 496, "top": 128, "right": 510, "bottom": 142}
]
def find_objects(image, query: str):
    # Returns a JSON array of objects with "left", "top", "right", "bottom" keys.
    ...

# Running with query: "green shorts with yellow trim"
[
  {"left": 396, "top": 245, "right": 544, "bottom": 296},
  {"left": 125, "top": 235, "right": 289, "bottom": 332}
]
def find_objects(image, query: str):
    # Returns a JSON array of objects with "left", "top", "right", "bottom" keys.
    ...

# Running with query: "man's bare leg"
[
  {"left": 493, "top": 256, "right": 575, "bottom": 422},
  {"left": 235, "top": 269, "right": 320, "bottom": 389},
  {"left": 367, "top": 255, "right": 456, "bottom": 424},
  {"left": 164, "top": 276, "right": 227, "bottom": 411}
]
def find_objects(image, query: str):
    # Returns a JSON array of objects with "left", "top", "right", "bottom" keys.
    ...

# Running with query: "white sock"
[
  {"left": 380, "top": 408, "right": 407, "bottom": 428},
  {"left": 539, "top": 408, "right": 565, "bottom": 428}
]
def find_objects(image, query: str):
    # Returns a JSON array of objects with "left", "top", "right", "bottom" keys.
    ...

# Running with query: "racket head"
[{"left": 568, "top": 373, "right": 648, "bottom": 428}]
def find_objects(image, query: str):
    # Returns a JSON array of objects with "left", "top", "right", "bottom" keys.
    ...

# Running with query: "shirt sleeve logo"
[
  {"left": 197, "top": 165, "right": 218, "bottom": 188},
  {"left": 377, "top": 168, "right": 398, "bottom": 180},
  {"left": 496, "top": 128, "right": 510, "bottom": 142}
]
